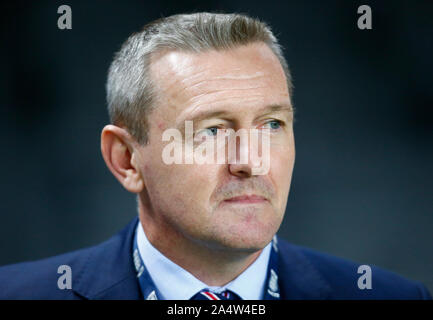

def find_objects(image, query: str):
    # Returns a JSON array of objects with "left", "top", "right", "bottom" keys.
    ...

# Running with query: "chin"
[
  {"left": 210, "top": 224, "right": 277, "bottom": 252},
  {"left": 213, "top": 210, "right": 281, "bottom": 249},
  {"left": 225, "top": 239, "right": 271, "bottom": 253},
  {"left": 188, "top": 205, "right": 282, "bottom": 252}
]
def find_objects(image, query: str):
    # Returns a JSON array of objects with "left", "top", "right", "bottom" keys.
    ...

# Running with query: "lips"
[{"left": 223, "top": 194, "right": 268, "bottom": 204}]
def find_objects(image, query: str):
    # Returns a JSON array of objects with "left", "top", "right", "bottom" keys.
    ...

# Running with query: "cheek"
[
  {"left": 269, "top": 147, "right": 294, "bottom": 198},
  {"left": 176, "top": 165, "right": 219, "bottom": 207},
  {"left": 151, "top": 164, "right": 221, "bottom": 234},
  {"left": 147, "top": 159, "right": 219, "bottom": 209}
]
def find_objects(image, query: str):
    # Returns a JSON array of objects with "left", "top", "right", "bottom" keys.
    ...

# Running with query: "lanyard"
[{"left": 132, "top": 230, "right": 281, "bottom": 300}]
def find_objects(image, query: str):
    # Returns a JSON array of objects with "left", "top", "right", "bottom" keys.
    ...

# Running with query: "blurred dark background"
[{"left": 1, "top": 0, "right": 432, "bottom": 293}]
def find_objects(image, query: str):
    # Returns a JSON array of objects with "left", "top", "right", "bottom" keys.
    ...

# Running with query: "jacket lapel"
[
  {"left": 277, "top": 238, "right": 332, "bottom": 299},
  {"left": 72, "top": 217, "right": 142, "bottom": 300}
]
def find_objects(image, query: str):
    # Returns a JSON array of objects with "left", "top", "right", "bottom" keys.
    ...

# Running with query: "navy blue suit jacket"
[{"left": 0, "top": 218, "right": 431, "bottom": 299}]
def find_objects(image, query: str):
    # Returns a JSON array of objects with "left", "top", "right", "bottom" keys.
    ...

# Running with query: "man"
[{"left": 0, "top": 12, "right": 431, "bottom": 300}]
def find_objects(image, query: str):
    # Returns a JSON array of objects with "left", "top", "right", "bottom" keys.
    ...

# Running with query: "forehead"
[{"left": 150, "top": 42, "right": 291, "bottom": 122}]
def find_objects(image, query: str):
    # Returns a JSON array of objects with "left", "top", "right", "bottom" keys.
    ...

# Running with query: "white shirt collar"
[{"left": 136, "top": 222, "right": 272, "bottom": 300}]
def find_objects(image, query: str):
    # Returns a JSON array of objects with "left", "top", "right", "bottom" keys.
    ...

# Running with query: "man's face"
[{"left": 137, "top": 42, "right": 295, "bottom": 252}]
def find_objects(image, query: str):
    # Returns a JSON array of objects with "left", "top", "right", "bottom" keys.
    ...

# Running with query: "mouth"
[{"left": 223, "top": 194, "right": 268, "bottom": 204}]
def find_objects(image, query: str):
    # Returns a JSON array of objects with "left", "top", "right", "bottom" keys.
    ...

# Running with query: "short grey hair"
[{"left": 106, "top": 12, "right": 292, "bottom": 144}]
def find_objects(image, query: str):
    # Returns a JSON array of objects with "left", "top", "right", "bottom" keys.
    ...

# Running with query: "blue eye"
[
  {"left": 195, "top": 127, "right": 220, "bottom": 141},
  {"left": 198, "top": 127, "right": 218, "bottom": 137},
  {"left": 204, "top": 127, "right": 219, "bottom": 136},
  {"left": 265, "top": 120, "right": 282, "bottom": 130}
]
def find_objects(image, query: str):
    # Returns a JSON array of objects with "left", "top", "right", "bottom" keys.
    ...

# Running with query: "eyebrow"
[
  {"left": 177, "top": 103, "right": 294, "bottom": 129},
  {"left": 259, "top": 104, "right": 294, "bottom": 117}
]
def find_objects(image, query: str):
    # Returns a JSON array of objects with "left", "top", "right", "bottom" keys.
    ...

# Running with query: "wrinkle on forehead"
[
  {"left": 188, "top": 85, "right": 267, "bottom": 101},
  {"left": 181, "top": 72, "right": 266, "bottom": 92},
  {"left": 180, "top": 70, "right": 276, "bottom": 105},
  {"left": 180, "top": 69, "right": 265, "bottom": 83},
  {"left": 164, "top": 67, "right": 269, "bottom": 99},
  {"left": 205, "top": 71, "right": 266, "bottom": 80}
]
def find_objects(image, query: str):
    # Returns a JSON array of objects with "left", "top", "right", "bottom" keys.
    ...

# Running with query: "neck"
[{"left": 138, "top": 200, "right": 263, "bottom": 287}]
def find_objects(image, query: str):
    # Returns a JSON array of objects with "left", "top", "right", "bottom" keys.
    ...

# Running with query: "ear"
[{"left": 101, "top": 125, "right": 144, "bottom": 193}]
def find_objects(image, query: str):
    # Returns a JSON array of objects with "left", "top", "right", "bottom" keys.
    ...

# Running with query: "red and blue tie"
[{"left": 190, "top": 289, "right": 241, "bottom": 300}]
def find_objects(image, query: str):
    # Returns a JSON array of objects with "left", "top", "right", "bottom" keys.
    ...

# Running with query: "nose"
[
  {"left": 227, "top": 129, "right": 257, "bottom": 178},
  {"left": 229, "top": 162, "right": 253, "bottom": 178}
]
